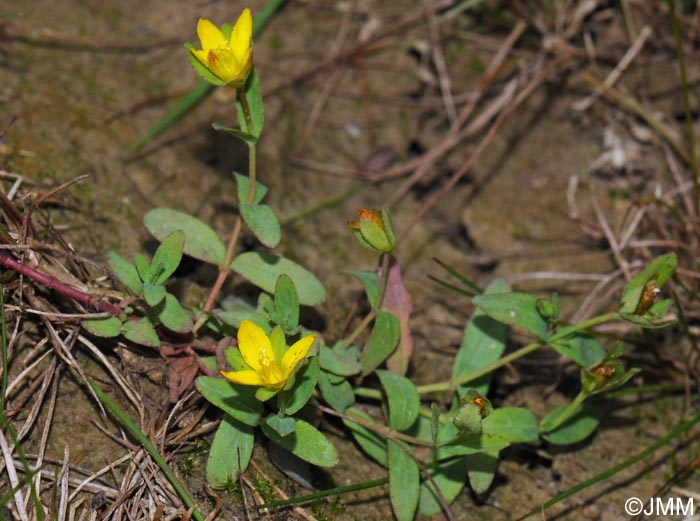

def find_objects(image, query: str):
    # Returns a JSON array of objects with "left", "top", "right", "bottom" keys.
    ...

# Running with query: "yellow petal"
[
  {"left": 206, "top": 47, "right": 243, "bottom": 84},
  {"left": 238, "top": 320, "right": 272, "bottom": 373},
  {"left": 191, "top": 48, "right": 209, "bottom": 68},
  {"left": 197, "top": 18, "right": 226, "bottom": 51},
  {"left": 281, "top": 334, "right": 316, "bottom": 377},
  {"left": 229, "top": 8, "right": 253, "bottom": 54},
  {"left": 221, "top": 369, "right": 265, "bottom": 386}
]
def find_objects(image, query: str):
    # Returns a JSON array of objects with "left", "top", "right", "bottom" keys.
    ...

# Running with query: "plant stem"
[
  {"left": 198, "top": 91, "right": 258, "bottom": 323},
  {"left": 0, "top": 253, "right": 122, "bottom": 316},
  {"left": 343, "top": 254, "right": 392, "bottom": 347},
  {"left": 355, "top": 312, "right": 620, "bottom": 399},
  {"left": 375, "top": 253, "right": 391, "bottom": 310}
]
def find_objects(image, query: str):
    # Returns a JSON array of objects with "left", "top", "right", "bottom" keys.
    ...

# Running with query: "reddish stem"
[{"left": 0, "top": 253, "right": 123, "bottom": 316}]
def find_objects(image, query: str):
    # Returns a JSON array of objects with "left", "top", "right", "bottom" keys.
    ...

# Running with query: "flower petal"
[
  {"left": 281, "top": 334, "right": 316, "bottom": 377},
  {"left": 229, "top": 8, "right": 252, "bottom": 54},
  {"left": 221, "top": 369, "right": 265, "bottom": 386},
  {"left": 191, "top": 48, "right": 210, "bottom": 68},
  {"left": 197, "top": 18, "right": 226, "bottom": 51},
  {"left": 237, "top": 320, "right": 272, "bottom": 373}
]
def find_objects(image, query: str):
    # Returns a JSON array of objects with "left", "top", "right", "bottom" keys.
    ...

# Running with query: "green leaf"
[
  {"left": 214, "top": 308, "right": 273, "bottom": 332},
  {"left": 237, "top": 67, "right": 264, "bottom": 139},
  {"left": 150, "top": 230, "right": 184, "bottom": 284},
  {"left": 377, "top": 370, "right": 419, "bottom": 431},
  {"left": 482, "top": 407, "right": 539, "bottom": 443},
  {"left": 351, "top": 270, "right": 379, "bottom": 307},
  {"left": 620, "top": 252, "right": 677, "bottom": 314},
  {"left": 318, "top": 371, "right": 355, "bottom": 413},
  {"left": 551, "top": 332, "right": 606, "bottom": 367},
  {"left": 82, "top": 316, "right": 122, "bottom": 338},
  {"left": 343, "top": 407, "right": 387, "bottom": 466},
  {"left": 360, "top": 310, "right": 400, "bottom": 376},
  {"left": 239, "top": 203, "right": 281, "bottom": 248},
  {"left": 266, "top": 414, "right": 297, "bottom": 437},
  {"left": 284, "top": 358, "right": 319, "bottom": 415},
  {"left": 418, "top": 419, "right": 468, "bottom": 516},
  {"left": 234, "top": 172, "right": 268, "bottom": 205},
  {"left": 231, "top": 252, "right": 325, "bottom": 306},
  {"left": 207, "top": 415, "right": 254, "bottom": 488},
  {"left": 134, "top": 253, "right": 151, "bottom": 283},
  {"left": 419, "top": 458, "right": 469, "bottom": 515},
  {"left": 122, "top": 318, "right": 160, "bottom": 347},
  {"left": 156, "top": 293, "right": 193, "bottom": 333},
  {"left": 269, "top": 326, "right": 287, "bottom": 364},
  {"left": 472, "top": 292, "right": 549, "bottom": 339},
  {"left": 212, "top": 123, "right": 258, "bottom": 147},
  {"left": 454, "top": 278, "right": 509, "bottom": 395},
  {"left": 465, "top": 451, "right": 499, "bottom": 495},
  {"left": 144, "top": 208, "right": 226, "bottom": 265},
  {"left": 318, "top": 344, "right": 361, "bottom": 376},
  {"left": 108, "top": 251, "right": 142, "bottom": 294},
  {"left": 541, "top": 401, "right": 603, "bottom": 445},
  {"left": 261, "top": 418, "right": 338, "bottom": 467},
  {"left": 195, "top": 376, "right": 263, "bottom": 427},
  {"left": 437, "top": 432, "right": 510, "bottom": 457},
  {"left": 143, "top": 283, "right": 166, "bottom": 307},
  {"left": 273, "top": 274, "right": 299, "bottom": 332},
  {"left": 388, "top": 441, "right": 419, "bottom": 521}
]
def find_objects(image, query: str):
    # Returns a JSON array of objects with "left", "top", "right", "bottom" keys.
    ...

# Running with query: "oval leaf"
[
  {"left": 266, "top": 414, "right": 297, "bottom": 437},
  {"left": 284, "top": 358, "right": 319, "bottom": 415},
  {"left": 388, "top": 440, "right": 419, "bottom": 521},
  {"left": 195, "top": 376, "right": 263, "bottom": 427},
  {"left": 108, "top": 251, "right": 142, "bottom": 294},
  {"left": 150, "top": 230, "right": 184, "bottom": 284},
  {"left": 144, "top": 208, "right": 225, "bottom": 265},
  {"left": 156, "top": 293, "right": 193, "bottom": 333},
  {"left": 122, "top": 318, "right": 160, "bottom": 347},
  {"left": 207, "top": 415, "right": 254, "bottom": 488},
  {"left": 234, "top": 172, "right": 268, "bottom": 205},
  {"left": 377, "top": 370, "right": 419, "bottom": 431},
  {"left": 360, "top": 310, "right": 400, "bottom": 376},
  {"left": 82, "top": 316, "right": 122, "bottom": 338},
  {"left": 472, "top": 292, "right": 548, "bottom": 339},
  {"left": 239, "top": 203, "right": 281, "bottom": 248},
  {"left": 261, "top": 418, "right": 338, "bottom": 468},
  {"left": 541, "top": 401, "right": 603, "bottom": 445},
  {"left": 273, "top": 274, "right": 299, "bottom": 332},
  {"left": 231, "top": 252, "right": 325, "bottom": 306},
  {"left": 454, "top": 278, "right": 510, "bottom": 395},
  {"left": 343, "top": 407, "right": 387, "bottom": 466},
  {"left": 482, "top": 407, "right": 539, "bottom": 443}
]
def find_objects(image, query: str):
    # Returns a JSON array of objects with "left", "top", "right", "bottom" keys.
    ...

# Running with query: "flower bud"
[{"left": 348, "top": 207, "right": 396, "bottom": 254}]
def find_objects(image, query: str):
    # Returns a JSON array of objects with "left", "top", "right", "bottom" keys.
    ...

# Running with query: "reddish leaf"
[{"left": 382, "top": 257, "right": 414, "bottom": 375}]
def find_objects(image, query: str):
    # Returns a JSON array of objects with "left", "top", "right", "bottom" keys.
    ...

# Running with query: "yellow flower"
[
  {"left": 221, "top": 320, "right": 316, "bottom": 390},
  {"left": 188, "top": 8, "right": 253, "bottom": 86}
]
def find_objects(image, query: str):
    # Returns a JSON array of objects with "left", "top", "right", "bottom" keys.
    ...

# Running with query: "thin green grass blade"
[
  {"left": 129, "top": 0, "right": 287, "bottom": 155},
  {"left": 517, "top": 414, "right": 700, "bottom": 520},
  {"left": 427, "top": 275, "right": 476, "bottom": 298},
  {"left": 432, "top": 258, "right": 483, "bottom": 294},
  {"left": 87, "top": 378, "right": 205, "bottom": 521}
]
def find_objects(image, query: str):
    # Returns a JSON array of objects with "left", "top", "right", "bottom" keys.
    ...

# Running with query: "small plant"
[{"left": 65, "top": 7, "right": 680, "bottom": 521}]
